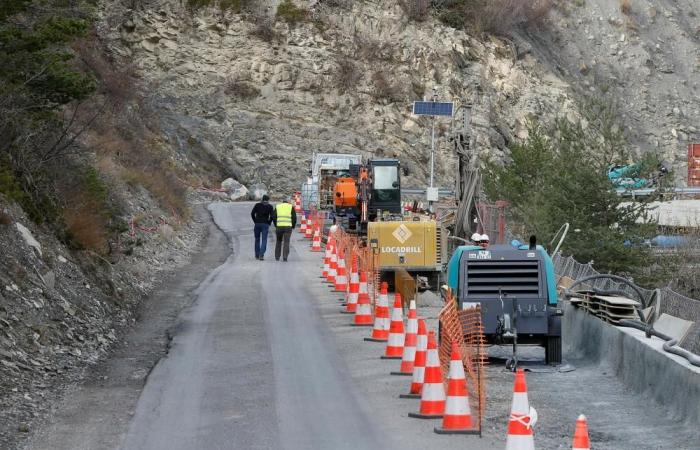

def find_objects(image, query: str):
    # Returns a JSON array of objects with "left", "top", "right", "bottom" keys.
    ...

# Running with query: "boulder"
[
  {"left": 221, "top": 178, "right": 249, "bottom": 201},
  {"left": 15, "top": 223, "right": 42, "bottom": 257}
]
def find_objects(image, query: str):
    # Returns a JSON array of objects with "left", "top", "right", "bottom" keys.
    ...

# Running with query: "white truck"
[{"left": 300, "top": 152, "right": 362, "bottom": 212}]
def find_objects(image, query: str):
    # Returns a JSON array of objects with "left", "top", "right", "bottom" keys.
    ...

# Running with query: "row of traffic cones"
[{"left": 312, "top": 224, "right": 590, "bottom": 449}]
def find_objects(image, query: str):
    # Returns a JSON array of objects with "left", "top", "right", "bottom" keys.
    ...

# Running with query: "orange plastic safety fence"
[
  {"left": 330, "top": 228, "right": 380, "bottom": 306},
  {"left": 438, "top": 290, "right": 487, "bottom": 433}
]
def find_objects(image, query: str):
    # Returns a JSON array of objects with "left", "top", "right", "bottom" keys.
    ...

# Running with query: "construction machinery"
[
  {"left": 368, "top": 217, "right": 446, "bottom": 289},
  {"left": 300, "top": 152, "right": 362, "bottom": 211},
  {"left": 608, "top": 163, "right": 668, "bottom": 190},
  {"left": 446, "top": 239, "right": 563, "bottom": 365},
  {"left": 333, "top": 158, "right": 403, "bottom": 232},
  {"left": 442, "top": 101, "right": 563, "bottom": 366}
]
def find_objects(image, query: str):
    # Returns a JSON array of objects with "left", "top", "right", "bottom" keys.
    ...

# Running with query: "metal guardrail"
[
  {"left": 616, "top": 187, "right": 700, "bottom": 197},
  {"left": 553, "top": 253, "right": 700, "bottom": 354}
]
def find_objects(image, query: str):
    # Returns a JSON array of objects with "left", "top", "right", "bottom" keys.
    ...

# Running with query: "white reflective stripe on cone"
[
  {"left": 505, "top": 435, "right": 535, "bottom": 450},
  {"left": 412, "top": 366, "right": 425, "bottom": 383},
  {"left": 445, "top": 396, "right": 470, "bottom": 414},
  {"left": 512, "top": 393, "right": 529, "bottom": 414},
  {"left": 421, "top": 383, "right": 446, "bottom": 401}
]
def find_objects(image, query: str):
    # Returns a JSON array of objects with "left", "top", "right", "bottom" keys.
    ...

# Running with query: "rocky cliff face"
[
  {"left": 98, "top": 0, "right": 576, "bottom": 195},
  {"left": 522, "top": 0, "right": 700, "bottom": 182}
]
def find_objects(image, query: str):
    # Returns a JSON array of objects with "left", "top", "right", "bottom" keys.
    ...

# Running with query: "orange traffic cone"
[
  {"left": 334, "top": 248, "right": 348, "bottom": 292},
  {"left": 434, "top": 340, "right": 477, "bottom": 434},
  {"left": 381, "top": 293, "right": 405, "bottom": 359},
  {"left": 327, "top": 243, "right": 337, "bottom": 284},
  {"left": 391, "top": 299, "right": 417, "bottom": 375},
  {"left": 399, "top": 318, "right": 427, "bottom": 398},
  {"left": 322, "top": 237, "right": 333, "bottom": 278},
  {"left": 342, "top": 258, "right": 359, "bottom": 313},
  {"left": 364, "top": 282, "right": 390, "bottom": 342},
  {"left": 408, "top": 331, "right": 445, "bottom": 419},
  {"left": 305, "top": 217, "right": 313, "bottom": 239},
  {"left": 294, "top": 193, "right": 302, "bottom": 213},
  {"left": 299, "top": 214, "right": 307, "bottom": 235},
  {"left": 352, "top": 271, "right": 373, "bottom": 326},
  {"left": 505, "top": 368, "right": 537, "bottom": 450},
  {"left": 311, "top": 226, "right": 322, "bottom": 251},
  {"left": 572, "top": 415, "right": 590, "bottom": 450}
]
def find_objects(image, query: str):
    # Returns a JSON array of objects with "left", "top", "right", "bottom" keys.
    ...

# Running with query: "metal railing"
[{"left": 553, "top": 253, "right": 700, "bottom": 354}]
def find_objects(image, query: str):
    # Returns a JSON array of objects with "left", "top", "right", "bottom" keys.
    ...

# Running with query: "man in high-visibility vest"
[{"left": 272, "top": 196, "right": 297, "bottom": 261}]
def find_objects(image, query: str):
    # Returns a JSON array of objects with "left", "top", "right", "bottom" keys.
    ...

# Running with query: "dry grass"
[
  {"left": 620, "top": 0, "right": 631, "bottom": 15},
  {"left": 63, "top": 204, "right": 109, "bottom": 253},
  {"left": 0, "top": 209, "right": 11, "bottom": 225}
]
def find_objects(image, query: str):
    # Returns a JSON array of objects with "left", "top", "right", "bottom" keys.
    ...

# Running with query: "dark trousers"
[
  {"left": 254, "top": 223, "right": 269, "bottom": 258},
  {"left": 275, "top": 227, "right": 292, "bottom": 260}
]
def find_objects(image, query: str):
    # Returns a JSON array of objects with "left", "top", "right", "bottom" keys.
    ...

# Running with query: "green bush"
[
  {"left": 276, "top": 0, "right": 308, "bottom": 24},
  {"left": 484, "top": 99, "right": 658, "bottom": 279}
]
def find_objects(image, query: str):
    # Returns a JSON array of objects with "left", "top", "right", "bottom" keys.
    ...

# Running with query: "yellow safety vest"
[{"left": 275, "top": 203, "right": 293, "bottom": 227}]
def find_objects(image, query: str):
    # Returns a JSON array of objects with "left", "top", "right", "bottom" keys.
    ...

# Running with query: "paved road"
[
  {"left": 24, "top": 202, "right": 699, "bottom": 450},
  {"left": 122, "top": 202, "right": 383, "bottom": 450}
]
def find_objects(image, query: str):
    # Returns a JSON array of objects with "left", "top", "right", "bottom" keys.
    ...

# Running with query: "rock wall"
[{"left": 98, "top": 0, "right": 576, "bottom": 196}]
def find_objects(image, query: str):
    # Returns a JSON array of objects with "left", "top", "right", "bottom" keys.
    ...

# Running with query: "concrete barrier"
[{"left": 563, "top": 302, "right": 700, "bottom": 426}]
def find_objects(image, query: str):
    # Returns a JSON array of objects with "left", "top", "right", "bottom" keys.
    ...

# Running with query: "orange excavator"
[{"left": 333, "top": 158, "right": 402, "bottom": 233}]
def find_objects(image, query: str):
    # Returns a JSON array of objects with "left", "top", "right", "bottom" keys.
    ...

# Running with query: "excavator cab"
[{"left": 368, "top": 159, "right": 401, "bottom": 215}]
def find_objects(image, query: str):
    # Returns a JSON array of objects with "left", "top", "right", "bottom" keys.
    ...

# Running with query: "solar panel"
[{"left": 412, "top": 101, "right": 454, "bottom": 117}]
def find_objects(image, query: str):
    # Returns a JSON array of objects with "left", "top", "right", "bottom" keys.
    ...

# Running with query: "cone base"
[
  {"left": 350, "top": 323, "right": 373, "bottom": 327},
  {"left": 408, "top": 412, "right": 443, "bottom": 419},
  {"left": 364, "top": 337, "right": 388, "bottom": 342},
  {"left": 399, "top": 393, "right": 421, "bottom": 399},
  {"left": 434, "top": 427, "right": 479, "bottom": 435},
  {"left": 390, "top": 371, "right": 413, "bottom": 376},
  {"left": 340, "top": 310, "right": 354, "bottom": 314},
  {"left": 380, "top": 355, "right": 402, "bottom": 360}
]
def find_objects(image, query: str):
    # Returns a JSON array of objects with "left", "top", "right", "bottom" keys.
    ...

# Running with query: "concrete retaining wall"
[{"left": 563, "top": 302, "right": 700, "bottom": 426}]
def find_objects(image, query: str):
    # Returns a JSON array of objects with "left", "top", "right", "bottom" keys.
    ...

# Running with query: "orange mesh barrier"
[
  {"left": 438, "top": 290, "right": 487, "bottom": 434},
  {"left": 331, "top": 228, "right": 380, "bottom": 307}
]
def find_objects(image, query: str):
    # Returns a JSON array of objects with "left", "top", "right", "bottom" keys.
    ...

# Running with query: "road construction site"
[{"left": 23, "top": 202, "right": 699, "bottom": 450}]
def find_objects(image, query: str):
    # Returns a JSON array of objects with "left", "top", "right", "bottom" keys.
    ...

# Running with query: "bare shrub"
[
  {"left": 371, "top": 71, "right": 404, "bottom": 102},
  {"left": 333, "top": 57, "right": 361, "bottom": 93},
  {"left": 276, "top": 0, "right": 309, "bottom": 24},
  {"left": 73, "top": 36, "right": 137, "bottom": 108},
  {"left": 224, "top": 78, "right": 260, "bottom": 99},
  {"left": 401, "top": 0, "right": 430, "bottom": 22},
  {"left": 439, "top": 0, "right": 552, "bottom": 35},
  {"left": 250, "top": 16, "right": 278, "bottom": 43},
  {"left": 316, "top": 0, "right": 354, "bottom": 8},
  {"left": 620, "top": 0, "right": 631, "bottom": 15},
  {"left": 355, "top": 35, "right": 394, "bottom": 62}
]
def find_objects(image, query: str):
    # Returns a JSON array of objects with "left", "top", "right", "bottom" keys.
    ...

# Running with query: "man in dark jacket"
[
  {"left": 251, "top": 195, "right": 273, "bottom": 260},
  {"left": 272, "top": 196, "right": 297, "bottom": 262}
]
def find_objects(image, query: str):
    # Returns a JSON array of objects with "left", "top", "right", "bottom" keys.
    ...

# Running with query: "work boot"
[
  {"left": 260, "top": 256, "right": 264, "bottom": 261},
  {"left": 283, "top": 258, "right": 288, "bottom": 262}
]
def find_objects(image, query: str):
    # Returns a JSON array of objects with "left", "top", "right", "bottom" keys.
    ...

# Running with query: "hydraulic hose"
[{"left": 618, "top": 319, "right": 700, "bottom": 367}]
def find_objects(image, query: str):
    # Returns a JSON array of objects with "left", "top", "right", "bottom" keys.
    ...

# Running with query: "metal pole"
[
  {"left": 430, "top": 117, "right": 435, "bottom": 189},
  {"left": 429, "top": 88, "right": 437, "bottom": 212}
]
